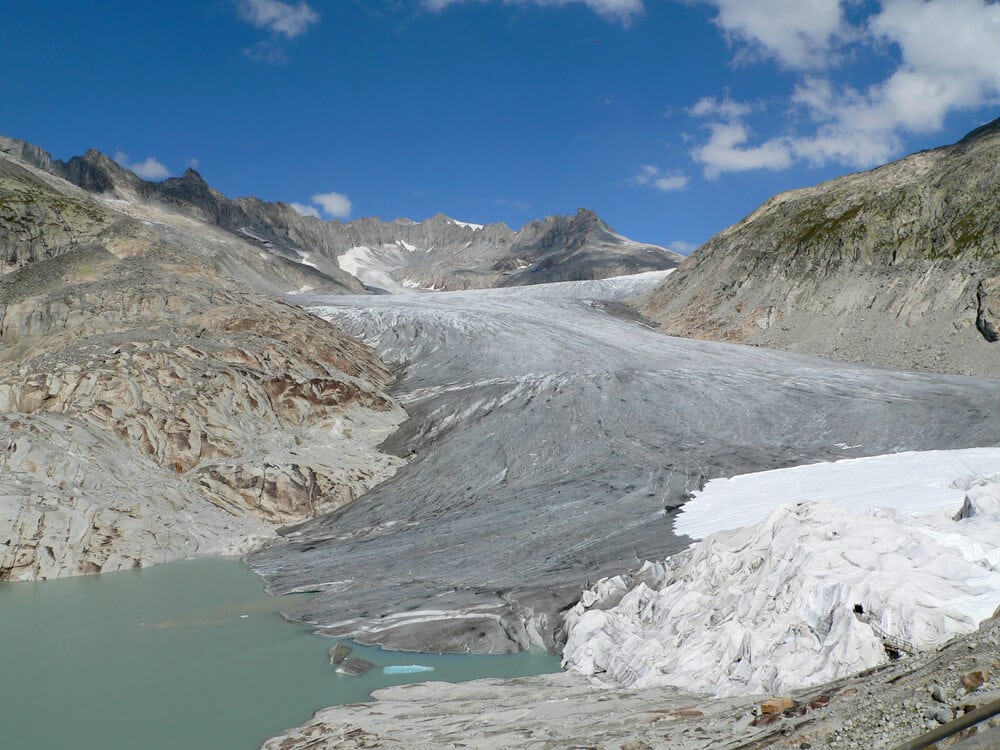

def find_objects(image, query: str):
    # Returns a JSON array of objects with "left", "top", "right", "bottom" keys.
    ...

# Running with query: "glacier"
[{"left": 563, "top": 451, "right": 1000, "bottom": 697}]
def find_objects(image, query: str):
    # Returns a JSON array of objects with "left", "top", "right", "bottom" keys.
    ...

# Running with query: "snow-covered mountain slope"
[
  {"left": 562, "top": 451, "right": 1000, "bottom": 697},
  {"left": 329, "top": 211, "right": 682, "bottom": 293},
  {"left": 249, "top": 272, "right": 1000, "bottom": 655}
]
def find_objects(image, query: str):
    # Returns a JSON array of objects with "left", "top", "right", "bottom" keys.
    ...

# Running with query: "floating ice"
[{"left": 382, "top": 665, "right": 435, "bottom": 675}]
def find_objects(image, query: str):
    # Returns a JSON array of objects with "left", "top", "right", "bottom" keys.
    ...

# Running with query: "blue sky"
[{"left": 3, "top": 1, "right": 1000, "bottom": 252}]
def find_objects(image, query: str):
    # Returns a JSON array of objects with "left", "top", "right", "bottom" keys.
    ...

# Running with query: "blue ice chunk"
[{"left": 382, "top": 665, "right": 435, "bottom": 675}]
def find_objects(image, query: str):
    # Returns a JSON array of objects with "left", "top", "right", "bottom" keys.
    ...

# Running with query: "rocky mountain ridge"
[
  {"left": 0, "top": 142, "right": 405, "bottom": 580},
  {"left": 1, "top": 135, "right": 681, "bottom": 293},
  {"left": 642, "top": 118, "right": 1000, "bottom": 377}
]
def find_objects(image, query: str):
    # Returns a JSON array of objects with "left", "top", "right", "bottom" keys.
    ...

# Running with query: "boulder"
[
  {"left": 335, "top": 657, "right": 375, "bottom": 677},
  {"left": 328, "top": 644, "right": 352, "bottom": 666}
]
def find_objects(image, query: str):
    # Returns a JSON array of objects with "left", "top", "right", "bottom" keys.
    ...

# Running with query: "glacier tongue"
[{"left": 562, "top": 457, "right": 1000, "bottom": 698}]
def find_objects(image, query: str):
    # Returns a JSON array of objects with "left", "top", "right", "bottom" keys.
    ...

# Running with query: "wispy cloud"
[
  {"left": 243, "top": 40, "right": 289, "bottom": 63},
  {"left": 423, "top": 0, "right": 645, "bottom": 26},
  {"left": 687, "top": 95, "right": 756, "bottom": 120},
  {"left": 236, "top": 0, "right": 319, "bottom": 62},
  {"left": 633, "top": 165, "right": 689, "bottom": 191},
  {"left": 496, "top": 197, "right": 531, "bottom": 211},
  {"left": 667, "top": 240, "right": 699, "bottom": 256},
  {"left": 290, "top": 202, "right": 321, "bottom": 218},
  {"left": 237, "top": 0, "right": 319, "bottom": 37},
  {"left": 113, "top": 151, "right": 171, "bottom": 181}
]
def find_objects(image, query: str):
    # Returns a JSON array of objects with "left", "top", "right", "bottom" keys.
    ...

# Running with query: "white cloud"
[
  {"left": 688, "top": 1, "right": 1000, "bottom": 175},
  {"left": 868, "top": 0, "right": 1000, "bottom": 130},
  {"left": 237, "top": 0, "right": 319, "bottom": 38},
  {"left": 701, "top": 0, "right": 849, "bottom": 69},
  {"left": 633, "top": 165, "right": 689, "bottom": 191},
  {"left": 311, "top": 191, "right": 353, "bottom": 220},
  {"left": 113, "top": 151, "right": 172, "bottom": 181},
  {"left": 290, "top": 202, "right": 321, "bottom": 218},
  {"left": 243, "top": 40, "right": 288, "bottom": 63},
  {"left": 692, "top": 122, "right": 794, "bottom": 179},
  {"left": 782, "top": 1, "right": 1000, "bottom": 167},
  {"left": 423, "top": 0, "right": 644, "bottom": 25}
]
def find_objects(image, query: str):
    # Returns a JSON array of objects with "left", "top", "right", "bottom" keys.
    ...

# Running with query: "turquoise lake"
[{"left": 0, "top": 557, "right": 561, "bottom": 750}]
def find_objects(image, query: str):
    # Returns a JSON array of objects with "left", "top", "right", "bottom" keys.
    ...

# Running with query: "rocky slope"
[
  {"left": 0, "top": 144, "right": 406, "bottom": 580},
  {"left": 1, "top": 136, "right": 681, "bottom": 293},
  {"left": 642, "top": 118, "right": 1000, "bottom": 377}
]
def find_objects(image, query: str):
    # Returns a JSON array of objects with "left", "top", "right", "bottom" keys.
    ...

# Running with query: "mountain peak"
[
  {"left": 958, "top": 115, "right": 1000, "bottom": 145},
  {"left": 54, "top": 148, "right": 138, "bottom": 194},
  {"left": 181, "top": 167, "right": 208, "bottom": 184}
]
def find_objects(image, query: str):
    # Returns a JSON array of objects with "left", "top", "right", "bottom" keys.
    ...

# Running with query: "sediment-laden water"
[{"left": 0, "top": 557, "right": 559, "bottom": 750}]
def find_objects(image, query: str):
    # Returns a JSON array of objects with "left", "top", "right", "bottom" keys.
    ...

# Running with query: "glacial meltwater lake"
[{"left": 0, "top": 557, "right": 561, "bottom": 750}]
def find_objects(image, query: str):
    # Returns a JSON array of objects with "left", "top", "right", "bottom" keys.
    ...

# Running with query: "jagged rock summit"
[
  {"left": 642, "top": 117, "right": 1000, "bottom": 377},
  {"left": 1, "top": 135, "right": 682, "bottom": 294}
]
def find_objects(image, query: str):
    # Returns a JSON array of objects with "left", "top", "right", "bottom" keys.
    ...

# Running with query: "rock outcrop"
[
  {"left": 0, "top": 142, "right": 406, "bottom": 581},
  {"left": 643, "top": 118, "right": 1000, "bottom": 376}
]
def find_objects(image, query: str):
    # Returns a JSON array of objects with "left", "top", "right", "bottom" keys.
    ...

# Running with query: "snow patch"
[
  {"left": 677, "top": 448, "right": 1000, "bottom": 540},
  {"left": 295, "top": 250, "right": 319, "bottom": 269},
  {"left": 401, "top": 279, "right": 443, "bottom": 292},
  {"left": 337, "top": 246, "right": 415, "bottom": 294},
  {"left": 449, "top": 219, "right": 484, "bottom": 230}
]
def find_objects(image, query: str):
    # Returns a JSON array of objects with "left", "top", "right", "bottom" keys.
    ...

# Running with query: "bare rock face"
[
  {"left": 0, "top": 413, "right": 275, "bottom": 580},
  {"left": 0, "top": 159, "right": 110, "bottom": 274},
  {"left": 643, "top": 119, "right": 1000, "bottom": 377},
  {"left": 0, "top": 136, "right": 54, "bottom": 172},
  {"left": 976, "top": 278, "right": 1000, "bottom": 342},
  {"left": 0, "top": 144, "right": 406, "bottom": 581}
]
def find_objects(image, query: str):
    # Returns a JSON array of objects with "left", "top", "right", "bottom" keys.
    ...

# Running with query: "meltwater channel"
[{"left": 0, "top": 557, "right": 560, "bottom": 750}]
